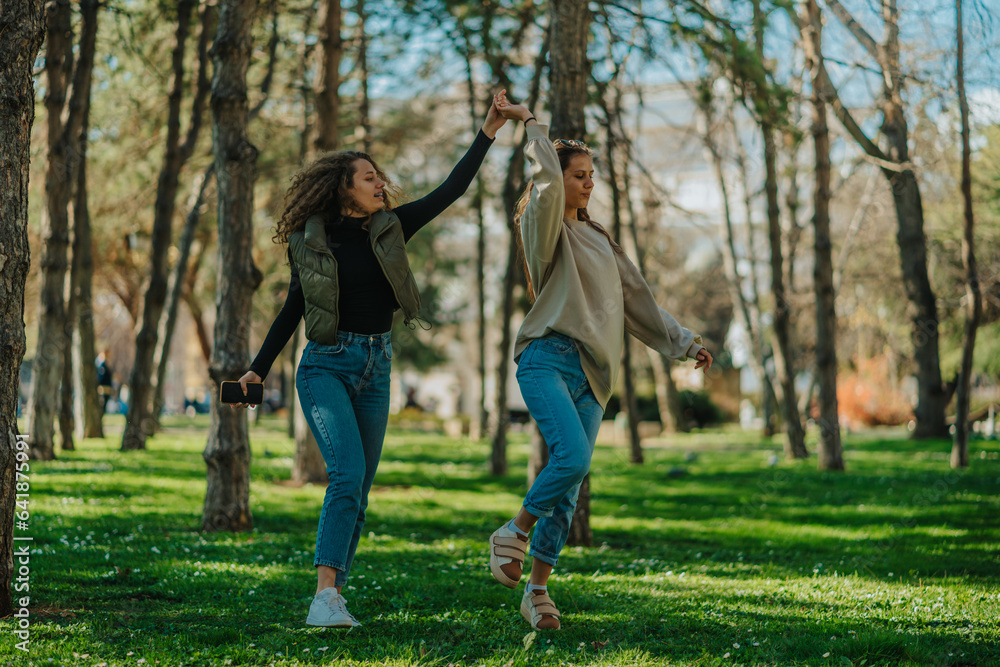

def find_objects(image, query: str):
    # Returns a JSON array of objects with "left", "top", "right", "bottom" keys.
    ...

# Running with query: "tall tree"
[
  {"left": 819, "top": 0, "right": 949, "bottom": 437},
  {"left": 802, "top": 0, "right": 843, "bottom": 470},
  {"left": 153, "top": 0, "right": 217, "bottom": 424},
  {"left": 58, "top": 0, "right": 100, "bottom": 452},
  {"left": 952, "top": 0, "right": 980, "bottom": 469},
  {"left": 313, "top": 0, "right": 342, "bottom": 154},
  {"left": 749, "top": 0, "right": 808, "bottom": 459},
  {"left": 28, "top": 0, "right": 92, "bottom": 460},
  {"left": 293, "top": 0, "right": 341, "bottom": 485},
  {"left": 123, "top": 0, "right": 208, "bottom": 450},
  {"left": 0, "top": 0, "right": 46, "bottom": 618},
  {"left": 547, "top": 0, "right": 593, "bottom": 548},
  {"left": 203, "top": 0, "right": 262, "bottom": 532},
  {"left": 596, "top": 69, "right": 643, "bottom": 464},
  {"left": 75, "top": 64, "right": 104, "bottom": 440}
]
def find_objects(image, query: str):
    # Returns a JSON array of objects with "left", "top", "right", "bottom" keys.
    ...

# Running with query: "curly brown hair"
[
  {"left": 272, "top": 150, "right": 401, "bottom": 245},
  {"left": 513, "top": 140, "right": 622, "bottom": 302}
]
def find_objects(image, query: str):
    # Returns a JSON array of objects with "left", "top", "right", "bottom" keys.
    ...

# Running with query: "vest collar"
[{"left": 303, "top": 215, "right": 328, "bottom": 252}]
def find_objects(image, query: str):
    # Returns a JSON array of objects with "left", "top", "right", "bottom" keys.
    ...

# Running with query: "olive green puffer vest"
[{"left": 287, "top": 209, "right": 421, "bottom": 344}]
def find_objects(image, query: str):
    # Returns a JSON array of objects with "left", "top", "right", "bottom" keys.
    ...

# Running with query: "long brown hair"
[
  {"left": 272, "top": 150, "right": 401, "bottom": 245},
  {"left": 513, "top": 140, "right": 623, "bottom": 302}
]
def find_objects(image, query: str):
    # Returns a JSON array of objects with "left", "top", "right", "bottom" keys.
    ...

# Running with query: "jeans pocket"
[
  {"left": 383, "top": 342, "right": 394, "bottom": 361},
  {"left": 539, "top": 336, "right": 576, "bottom": 355},
  {"left": 313, "top": 339, "right": 347, "bottom": 356}
]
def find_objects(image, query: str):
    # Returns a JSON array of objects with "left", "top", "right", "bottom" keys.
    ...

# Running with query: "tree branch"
[{"left": 821, "top": 0, "right": 880, "bottom": 62}]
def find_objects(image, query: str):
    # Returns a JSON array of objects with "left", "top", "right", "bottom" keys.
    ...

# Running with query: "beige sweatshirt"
[{"left": 513, "top": 124, "right": 705, "bottom": 409}]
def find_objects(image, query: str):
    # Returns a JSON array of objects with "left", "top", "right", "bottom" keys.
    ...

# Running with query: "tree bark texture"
[
  {"left": 803, "top": 0, "right": 843, "bottom": 470},
  {"left": 952, "top": 0, "right": 980, "bottom": 469},
  {"left": 0, "top": 0, "right": 46, "bottom": 618},
  {"left": 548, "top": 0, "right": 593, "bottom": 547},
  {"left": 203, "top": 0, "right": 261, "bottom": 533},
  {"left": 313, "top": 0, "right": 341, "bottom": 153},
  {"left": 123, "top": 0, "right": 198, "bottom": 451}
]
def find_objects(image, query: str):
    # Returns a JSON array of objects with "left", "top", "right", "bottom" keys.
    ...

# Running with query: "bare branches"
[{"left": 821, "top": 0, "right": 880, "bottom": 62}]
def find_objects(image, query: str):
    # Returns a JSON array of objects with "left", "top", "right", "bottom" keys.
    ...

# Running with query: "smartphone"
[{"left": 220, "top": 381, "right": 264, "bottom": 405}]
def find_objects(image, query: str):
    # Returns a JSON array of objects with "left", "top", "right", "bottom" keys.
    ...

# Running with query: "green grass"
[{"left": 2, "top": 415, "right": 999, "bottom": 666}]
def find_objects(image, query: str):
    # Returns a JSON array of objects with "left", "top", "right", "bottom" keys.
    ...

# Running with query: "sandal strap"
[
  {"left": 528, "top": 593, "right": 561, "bottom": 618},
  {"left": 493, "top": 546, "right": 527, "bottom": 561},
  {"left": 492, "top": 536, "right": 527, "bottom": 552}
]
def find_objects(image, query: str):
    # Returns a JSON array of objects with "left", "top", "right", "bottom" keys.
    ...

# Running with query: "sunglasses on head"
[{"left": 554, "top": 138, "right": 587, "bottom": 148}]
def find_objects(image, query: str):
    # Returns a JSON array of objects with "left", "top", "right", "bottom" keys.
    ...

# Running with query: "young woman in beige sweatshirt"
[{"left": 488, "top": 94, "right": 714, "bottom": 630}]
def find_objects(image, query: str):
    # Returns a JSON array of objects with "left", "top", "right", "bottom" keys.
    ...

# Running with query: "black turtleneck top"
[{"left": 249, "top": 130, "right": 493, "bottom": 379}]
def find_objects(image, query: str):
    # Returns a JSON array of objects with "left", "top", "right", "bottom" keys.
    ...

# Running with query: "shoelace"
[{"left": 325, "top": 594, "right": 358, "bottom": 623}]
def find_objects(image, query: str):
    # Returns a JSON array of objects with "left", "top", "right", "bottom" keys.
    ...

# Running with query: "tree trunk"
[
  {"left": 153, "top": 3, "right": 216, "bottom": 426},
  {"left": 819, "top": 0, "right": 948, "bottom": 438},
  {"left": 154, "top": 166, "right": 214, "bottom": 421},
  {"left": 313, "top": 0, "right": 341, "bottom": 154},
  {"left": 0, "top": 0, "right": 46, "bottom": 618},
  {"left": 599, "top": 88, "right": 642, "bottom": 463},
  {"left": 76, "top": 100, "right": 104, "bottom": 440},
  {"left": 27, "top": 0, "right": 75, "bottom": 461},
  {"left": 752, "top": 0, "right": 807, "bottom": 460},
  {"left": 357, "top": 0, "right": 371, "bottom": 153},
  {"left": 650, "top": 355, "right": 685, "bottom": 433},
  {"left": 203, "top": 0, "right": 261, "bottom": 533},
  {"left": 803, "top": 0, "right": 844, "bottom": 470},
  {"left": 490, "top": 31, "right": 548, "bottom": 477},
  {"left": 491, "top": 153, "right": 522, "bottom": 477},
  {"left": 952, "top": 0, "right": 979, "bottom": 469},
  {"left": 123, "top": 0, "right": 199, "bottom": 451},
  {"left": 459, "top": 30, "right": 490, "bottom": 442},
  {"left": 548, "top": 0, "right": 593, "bottom": 547},
  {"left": 698, "top": 83, "right": 779, "bottom": 439},
  {"left": 293, "top": 0, "right": 340, "bottom": 483}
]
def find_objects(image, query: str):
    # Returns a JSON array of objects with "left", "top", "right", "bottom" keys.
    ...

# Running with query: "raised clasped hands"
[{"left": 494, "top": 89, "right": 534, "bottom": 123}]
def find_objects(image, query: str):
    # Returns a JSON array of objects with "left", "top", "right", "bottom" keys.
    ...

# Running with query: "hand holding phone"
[{"left": 220, "top": 373, "right": 264, "bottom": 406}]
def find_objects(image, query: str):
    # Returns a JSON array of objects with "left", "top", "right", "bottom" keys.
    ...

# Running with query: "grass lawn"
[{"left": 2, "top": 414, "right": 998, "bottom": 666}]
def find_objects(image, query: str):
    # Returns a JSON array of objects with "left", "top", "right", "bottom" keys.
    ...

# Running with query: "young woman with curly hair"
[
  {"left": 235, "top": 92, "right": 509, "bottom": 628},
  {"left": 486, "top": 93, "right": 713, "bottom": 630}
]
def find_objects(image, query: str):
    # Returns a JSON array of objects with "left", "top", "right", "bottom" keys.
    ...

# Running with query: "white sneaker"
[{"left": 306, "top": 588, "right": 361, "bottom": 627}]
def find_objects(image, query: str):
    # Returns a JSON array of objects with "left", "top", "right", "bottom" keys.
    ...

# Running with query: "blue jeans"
[
  {"left": 296, "top": 331, "right": 393, "bottom": 587},
  {"left": 516, "top": 333, "right": 604, "bottom": 567}
]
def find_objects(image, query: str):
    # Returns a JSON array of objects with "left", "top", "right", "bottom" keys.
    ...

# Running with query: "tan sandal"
[
  {"left": 520, "top": 589, "right": 561, "bottom": 630},
  {"left": 489, "top": 523, "right": 528, "bottom": 588}
]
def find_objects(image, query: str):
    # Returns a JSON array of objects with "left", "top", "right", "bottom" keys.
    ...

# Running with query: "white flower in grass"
[
  {"left": 733, "top": 643, "right": 740, "bottom": 649},
  {"left": 317, "top": 647, "right": 330, "bottom": 652},
  {"left": 723, "top": 652, "right": 731, "bottom": 658},
  {"left": 151, "top": 546, "right": 160, "bottom": 554},
  {"left": 823, "top": 652, "right": 831, "bottom": 658}
]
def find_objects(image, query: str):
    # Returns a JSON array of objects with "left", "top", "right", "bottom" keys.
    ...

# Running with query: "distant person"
[
  {"left": 96, "top": 349, "right": 114, "bottom": 414},
  {"left": 404, "top": 387, "right": 423, "bottom": 411},
  {"left": 486, "top": 94, "right": 714, "bottom": 630},
  {"left": 232, "top": 92, "right": 510, "bottom": 628}
]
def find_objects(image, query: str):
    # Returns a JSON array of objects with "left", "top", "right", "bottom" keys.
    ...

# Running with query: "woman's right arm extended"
[{"left": 246, "top": 261, "right": 305, "bottom": 381}]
